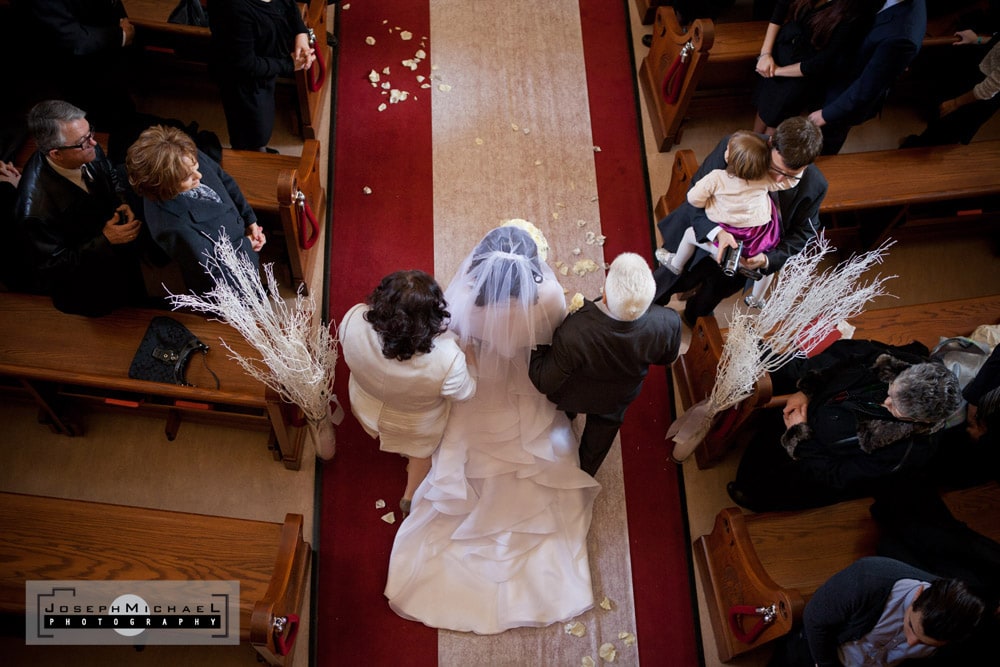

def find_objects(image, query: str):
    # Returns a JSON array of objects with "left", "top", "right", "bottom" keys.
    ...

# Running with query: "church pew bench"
[
  {"left": 0, "top": 292, "right": 308, "bottom": 470},
  {"left": 639, "top": 6, "right": 984, "bottom": 150},
  {"left": 695, "top": 481, "right": 1000, "bottom": 662},
  {"left": 0, "top": 492, "right": 310, "bottom": 666},
  {"left": 654, "top": 141, "right": 1000, "bottom": 253},
  {"left": 675, "top": 294, "right": 1000, "bottom": 470},
  {"left": 121, "top": 0, "right": 332, "bottom": 141}
]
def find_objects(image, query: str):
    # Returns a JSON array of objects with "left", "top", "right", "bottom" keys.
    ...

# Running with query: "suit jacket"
[
  {"left": 143, "top": 151, "right": 259, "bottom": 295},
  {"left": 658, "top": 133, "right": 828, "bottom": 275},
  {"left": 528, "top": 300, "right": 681, "bottom": 418},
  {"left": 804, "top": 557, "right": 937, "bottom": 667},
  {"left": 15, "top": 145, "right": 143, "bottom": 315},
  {"left": 822, "top": 0, "right": 927, "bottom": 126},
  {"left": 24, "top": 0, "right": 127, "bottom": 57}
]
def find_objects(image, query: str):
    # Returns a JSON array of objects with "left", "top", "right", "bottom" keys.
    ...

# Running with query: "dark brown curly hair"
[{"left": 364, "top": 270, "right": 450, "bottom": 361}]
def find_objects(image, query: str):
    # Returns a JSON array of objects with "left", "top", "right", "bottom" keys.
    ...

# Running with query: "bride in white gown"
[{"left": 384, "top": 226, "right": 601, "bottom": 634}]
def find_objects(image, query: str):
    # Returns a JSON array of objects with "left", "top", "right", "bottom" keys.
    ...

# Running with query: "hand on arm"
[
  {"left": 246, "top": 223, "right": 267, "bottom": 251},
  {"left": 807, "top": 109, "right": 826, "bottom": 127},
  {"left": 292, "top": 33, "right": 315, "bottom": 71},
  {"left": 940, "top": 90, "right": 979, "bottom": 117},
  {"left": 102, "top": 205, "right": 141, "bottom": 244},
  {"left": 953, "top": 29, "right": 988, "bottom": 46},
  {"left": 0, "top": 161, "right": 20, "bottom": 187},
  {"left": 755, "top": 23, "right": 779, "bottom": 77}
]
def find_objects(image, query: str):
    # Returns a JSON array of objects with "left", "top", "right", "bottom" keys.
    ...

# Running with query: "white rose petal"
[
  {"left": 559, "top": 265, "right": 569, "bottom": 276},
  {"left": 511, "top": 123, "right": 519, "bottom": 131},
  {"left": 593, "top": 146, "right": 602, "bottom": 152},
  {"left": 577, "top": 219, "right": 588, "bottom": 228},
  {"left": 523, "top": 127, "right": 531, "bottom": 135},
  {"left": 365, "top": 36, "right": 376, "bottom": 46},
  {"left": 563, "top": 621, "right": 586, "bottom": 637},
  {"left": 343, "top": 2, "right": 350, "bottom": 8},
  {"left": 415, "top": 49, "right": 426, "bottom": 59},
  {"left": 375, "top": 499, "right": 386, "bottom": 509},
  {"left": 381, "top": 81, "right": 391, "bottom": 89},
  {"left": 382, "top": 66, "right": 391, "bottom": 75},
  {"left": 534, "top": 159, "right": 543, "bottom": 166},
  {"left": 568, "top": 293, "right": 585, "bottom": 313},
  {"left": 363, "top": 186, "right": 373, "bottom": 194},
  {"left": 416, "top": 75, "right": 425, "bottom": 83},
  {"left": 377, "top": 103, "right": 387, "bottom": 112},
  {"left": 400, "top": 30, "right": 413, "bottom": 40},
  {"left": 438, "top": 83, "right": 452, "bottom": 92},
  {"left": 368, "top": 70, "right": 380, "bottom": 83},
  {"left": 618, "top": 631, "right": 636, "bottom": 646},
  {"left": 600, "top": 596, "right": 613, "bottom": 610},
  {"left": 381, "top": 512, "right": 396, "bottom": 524},
  {"left": 421, "top": 83, "right": 431, "bottom": 88},
  {"left": 572, "top": 247, "right": 581, "bottom": 255},
  {"left": 475, "top": 137, "right": 484, "bottom": 145},
  {"left": 598, "top": 643, "right": 617, "bottom": 662},
  {"left": 582, "top": 658, "right": 596, "bottom": 667},
  {"left": 402, "top": 59, "right": 418, "bottom": 71},
  {"left": 572, "top": 259, "right": 600, "bottom": 276}
]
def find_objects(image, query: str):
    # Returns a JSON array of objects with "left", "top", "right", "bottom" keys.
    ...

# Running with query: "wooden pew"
[
  {"left": 122, "top": 0, "right": 333, "bottom": 141},
  {"left": 654, "top": 142, "right": 1000, "bottom": 254},
  {"left": 0, "top": 292, "right": 309, "bottom": 470},
  {"left": 639, "top": 7, "right": 982, "bottom": 151},
  {"left": 0, "top": 492, "right": 310, "bottom": 665},
  {"left": 223, "top": 139, "right": 326, "bottom": 294},
  {"left": 676, "top": 294, "right": 1000, "bottom": 469},
  {"left": 695, "top": 481, "right": 1000, "bottom": 662}
]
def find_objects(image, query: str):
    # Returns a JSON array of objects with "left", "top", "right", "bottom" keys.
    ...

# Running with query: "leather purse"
[{"left": 128, "top": 316, "right": 216, "bottom": 387}]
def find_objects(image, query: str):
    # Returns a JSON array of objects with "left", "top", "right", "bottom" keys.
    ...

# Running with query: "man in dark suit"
[
  {"left": 771, "top": 557, "right": 985, "bottom": 666},
  {"left": 16, "top": 100, "right": 145, "bottom": 316},
  {"left": 529, "top": 253, "right": 682, "bottom": 476},
  {"left": 652, "top": 116, "right": 827, "bottom": 325},
  {"left": 17, "top": 0, "right": 136, "bottom": 135},
  {"left": 808, "top": 0, "right": 927, "bottom": 154}
]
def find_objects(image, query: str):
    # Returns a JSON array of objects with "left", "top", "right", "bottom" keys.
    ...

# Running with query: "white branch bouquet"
[
  {"left": 668, "top": 234, "right": 896, "bottom": 462},
  {"left": 168, "top": 234, "right": 341, "bottom": 459}
]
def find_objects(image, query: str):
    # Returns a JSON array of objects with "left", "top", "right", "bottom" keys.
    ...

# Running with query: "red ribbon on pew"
[
  {"left": 662, "top": 41, "right": 694, "bottom": 105},
  {"left": 295, "top": 190, "right": 321, "bottom": 250},
  {"left": 728, "top": 604, "right": 777, "bottom": 645},
  {"left": 307, "top": 29, "right": 326, "bottom": 92},
  {"left": 273, "top": 614, "right": 300, "bottom": 656}
]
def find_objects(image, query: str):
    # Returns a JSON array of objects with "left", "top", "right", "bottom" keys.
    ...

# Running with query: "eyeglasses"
[
  {"left": 54, "top": 127, "right": 95, "bottom": 152},
  {"left": 769, "top": 165, "right": 801, "bottom": 180}
]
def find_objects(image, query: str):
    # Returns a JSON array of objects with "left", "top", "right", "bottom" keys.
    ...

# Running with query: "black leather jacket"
[{"left": 15, "top": 146, "right": 143, "bottom": 316}]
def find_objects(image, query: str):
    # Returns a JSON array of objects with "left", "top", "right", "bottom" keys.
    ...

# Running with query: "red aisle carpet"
[{"left": 318, "top": 1, "right": 698, "bottom": 664}]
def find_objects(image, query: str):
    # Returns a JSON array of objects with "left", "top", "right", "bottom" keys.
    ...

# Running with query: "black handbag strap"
[{"left": 174, "top": 338, "right": 220, "bottom": 389}]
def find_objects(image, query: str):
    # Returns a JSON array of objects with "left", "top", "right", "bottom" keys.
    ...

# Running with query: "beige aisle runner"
[{"left": 431, "top": 0, "right": 640, "bottom": 664}]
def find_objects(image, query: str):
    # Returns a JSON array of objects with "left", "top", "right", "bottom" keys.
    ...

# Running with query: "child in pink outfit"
[{"left": 656, "top": 131, "right": 793, "bottom": 306}]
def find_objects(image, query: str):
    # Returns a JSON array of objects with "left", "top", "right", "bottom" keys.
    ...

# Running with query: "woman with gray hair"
[{"left": 727, "top": 339, "right": 962, "bottom": 512}]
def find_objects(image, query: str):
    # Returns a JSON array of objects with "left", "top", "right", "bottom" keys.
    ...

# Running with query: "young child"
[{"left": 656, "top": 131, "right": 793, "bottom": 307}]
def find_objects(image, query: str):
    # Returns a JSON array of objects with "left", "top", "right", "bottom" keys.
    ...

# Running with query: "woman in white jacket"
[{"left": 339, "top": 270, "right": 476, "bottom": 515}]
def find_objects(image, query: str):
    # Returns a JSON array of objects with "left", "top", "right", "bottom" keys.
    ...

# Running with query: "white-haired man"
[{"left": 529, "top": 253, "right": 682, "bottom": 476}]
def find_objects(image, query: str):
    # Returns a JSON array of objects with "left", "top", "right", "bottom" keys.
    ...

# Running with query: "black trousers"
[
  {"left": 571, "top": 412, "right": 623, "bottom": 476},
  {"left": 218, "top": 76, "right": 277, "bottom": 151}
]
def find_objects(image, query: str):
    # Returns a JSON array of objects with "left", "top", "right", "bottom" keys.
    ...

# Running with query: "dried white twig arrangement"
[
  {"left": 669, "top": 235, "right": 895, "bottom": 462},
  {"left": 167, "top": 234, "right": 341, "bottom": 459}
]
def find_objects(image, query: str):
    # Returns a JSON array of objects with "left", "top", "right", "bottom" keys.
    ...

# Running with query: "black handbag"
[{"left": 128, "top": 316, "right": 217, "bottom": 387}]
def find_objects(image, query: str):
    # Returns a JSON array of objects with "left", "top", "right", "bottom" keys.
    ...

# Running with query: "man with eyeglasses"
[
  {"left": 15, "top": 100, "right": 145, "bottom": 317},
  {"left": 651, "top": 116, "right": 827, "bottom": 327}
]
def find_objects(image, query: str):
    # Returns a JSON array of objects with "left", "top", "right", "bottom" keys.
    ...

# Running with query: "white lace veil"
[{"left": 444, "top": 226, "right": 566, "bottom": 369}]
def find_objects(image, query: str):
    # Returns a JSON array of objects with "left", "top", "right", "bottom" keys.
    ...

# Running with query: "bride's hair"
[
  {"left": 467, "top": 226, "right": 544, "bottom": 306},
  {"left": 364, "top": 270, "right": 450, "bottom": 361}
]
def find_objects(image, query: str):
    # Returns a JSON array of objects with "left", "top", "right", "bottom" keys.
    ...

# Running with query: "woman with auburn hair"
[
  {"left": 752, "top": 0, "right": 875, "bottom": 134},
  {"left": 338, "top": 270, "right": 477, "bottom": 514},
  {"left": 125, "top": 125, "right": 266, "bottom": 294}
]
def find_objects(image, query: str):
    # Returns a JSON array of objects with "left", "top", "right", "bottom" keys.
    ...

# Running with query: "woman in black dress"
[
  {"left": 752, "top": 0, "right": 874, "bottom": 134},
  {"left": 208, "top": 0, "right": 315, "bottom": 151}
]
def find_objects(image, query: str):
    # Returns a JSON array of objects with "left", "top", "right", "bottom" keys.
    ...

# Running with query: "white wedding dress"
[{"left": 384, "top": 227, "right": 600, "bottom": 634}]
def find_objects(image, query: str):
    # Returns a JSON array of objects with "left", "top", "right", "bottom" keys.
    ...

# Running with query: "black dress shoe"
[{"left": 642, "top": 34, "right": 653, "bottom": 48}]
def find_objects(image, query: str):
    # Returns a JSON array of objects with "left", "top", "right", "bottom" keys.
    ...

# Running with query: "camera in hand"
[{"left": 720, "top": 241, "right": 743, "bottom": 276}]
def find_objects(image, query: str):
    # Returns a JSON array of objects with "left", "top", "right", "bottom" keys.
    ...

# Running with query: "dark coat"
[
  {"left": 15, "top": 145, "right": 143, "bottom": 316},
  {"left": 24, "top": 0, "right": 127, "bottom": 57},
  {"left": 528, "top": 300, "right": 682, "bottom": 418},
  {"left": 821, "top": 0, "right": 927, "bottom": 126},
  {"left": 804, "top": 557, "right": 938, "bottom": 667},
  {"left": 142, "top": 150, "right": 259, "bottom": 295}
]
